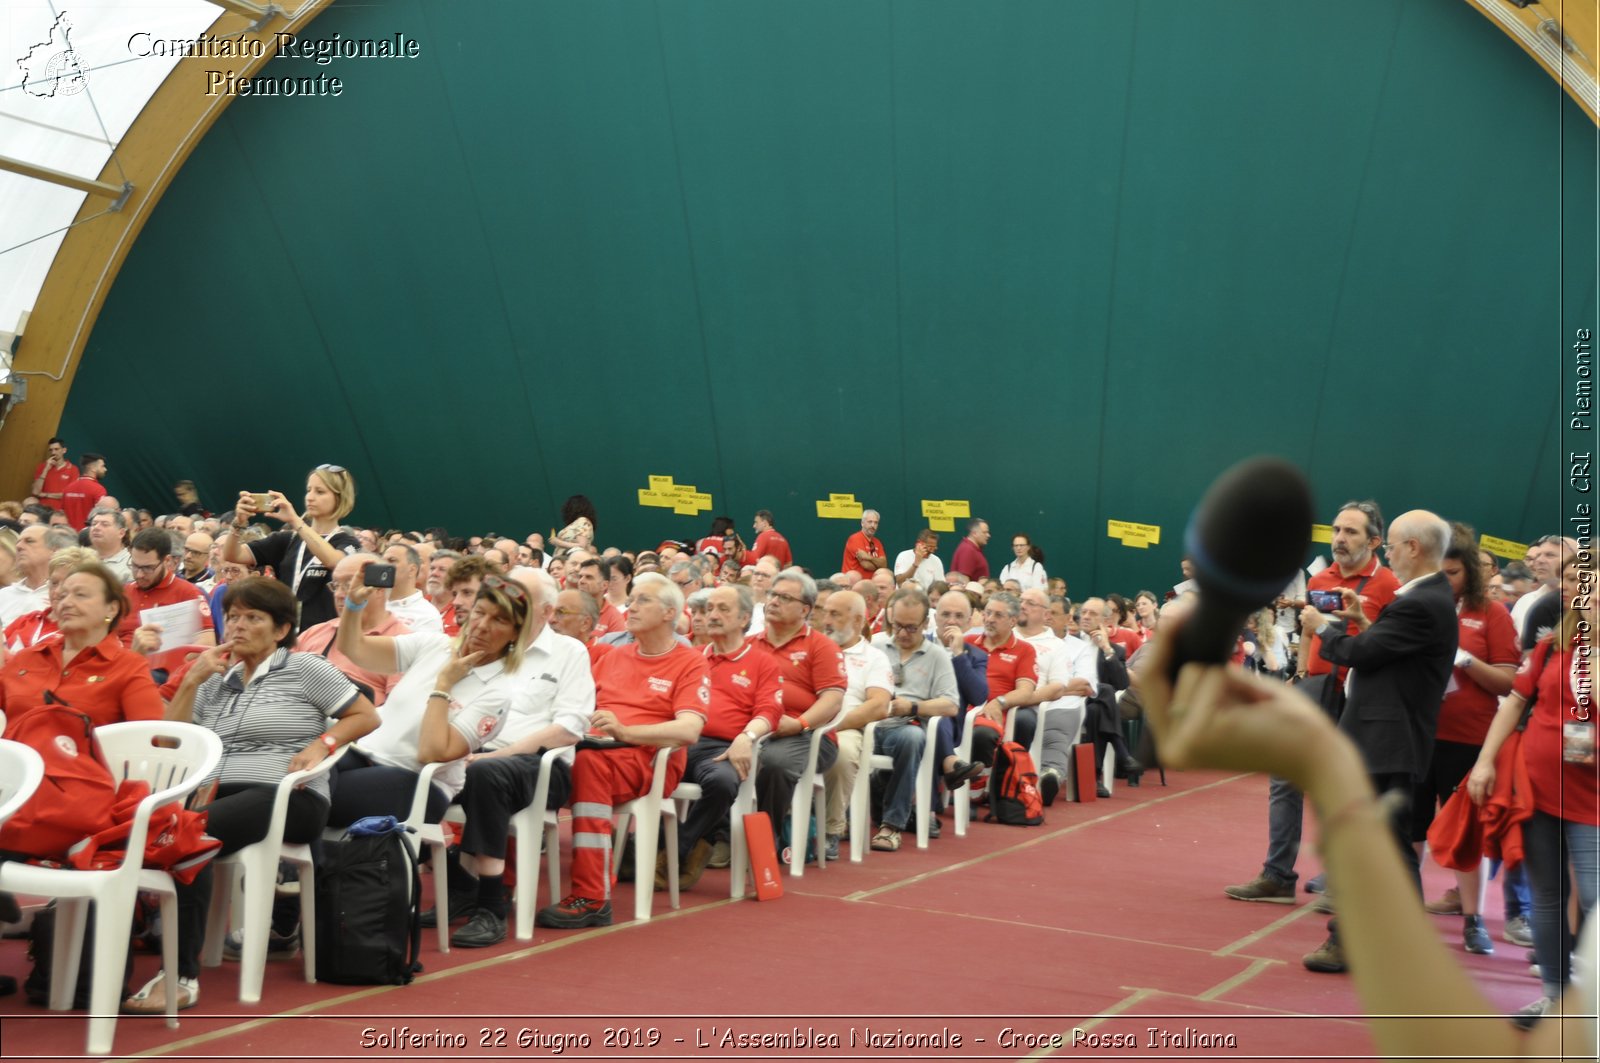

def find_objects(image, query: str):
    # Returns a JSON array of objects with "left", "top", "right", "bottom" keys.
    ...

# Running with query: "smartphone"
[
  {"left": 1308, "top": 589, "right": 1343, "bottom": 611},
  {"left": 363, "top": 563, "right": 396, "bottom": 588},
  {"left": 250, "top": 492, "right": 273, "bottom": 511}
]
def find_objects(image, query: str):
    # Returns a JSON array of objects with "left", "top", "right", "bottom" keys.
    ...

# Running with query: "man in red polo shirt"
[
  {"left": 60, "top": 453, "right": 109, "bottom": 530},
  {"left": 29, "top": 438, "right": 78, "bottom": 513},
  {"left": 964, "top": 591, "right": 1038, "bottom": 766},
  {"left": 121, "top": 528, "right": 216, "bottom": 654},
  {"left": 658, "top": 583, "right": 784, "bottom": 891},
  {"left": 536, "top": 572, "right": 709, "bottom": 929},
  {"left": 949, "top": 518, "right": 991, "bottom": 582},
  {"left": 746, "top": 510, "right": 793, "bottom": 568},
  {"left": 551, "top": 587, "right": 614, "bottom": 670},
  {"left": 840, "top": 509, "right": 886, "bottom": 579},
  {"left": 573, "top": 556, "right": 626, "bottom": 637},
  {"left": 751, "top": 568, "right": 846, "bottom": 828},
  {"left": 1225, "top": 499, "right": 1400, "bottom": 904}
]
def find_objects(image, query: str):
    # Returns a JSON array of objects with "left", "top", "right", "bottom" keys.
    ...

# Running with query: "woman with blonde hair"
[
  {"left": 329, "top": 565, "right": 537, "bottom": 827},
  {"left": 220, "top": 464, "right": 359, "bottom": 632}
]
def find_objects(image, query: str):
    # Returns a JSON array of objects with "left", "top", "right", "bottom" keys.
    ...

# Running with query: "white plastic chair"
[
  {"left": 786, "top": 706, "right": 844, "bottom": 877},
  {"left": 440, "top": 747, "right": 564, "bottom": 941},
  {"left": 951, "top": 706, "right": 985, "bottom": 836},
  {"left": 0, "top": 721, "right": 222, "bottom": 1056},
  {"left": 0, "top": 739, "right": 45, "bottom": 825},
  {"left": 611, "top": 746, "right": 679, "bottom": 922},
  {"left": 668, "top": 736, "right": 761, "bottom": 899},
  {"left": 849, "top": 717, "right": 939, "bottom": 860},
  {"left": 202, "top": 745, "right": 347, "bottom": 1002}
]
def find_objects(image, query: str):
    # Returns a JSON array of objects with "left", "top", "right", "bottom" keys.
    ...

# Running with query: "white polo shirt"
[
  {"left": 893, "top": 550, "right": 945, "bottom": 591},
  {"left": 361, "top": 631, "right": 515, "bottom": 796},
  {"left": 386, "top": 590, "right": 445, "bottom": 634},
  {"left": 492, "top": 623, "right": 596, "bottom": 763}
]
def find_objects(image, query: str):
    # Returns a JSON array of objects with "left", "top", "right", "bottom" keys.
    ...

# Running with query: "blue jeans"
[
  {"left": 1263, "top": 775, "right": 1303, "bottom": 885},
  {"left": 1490, "top": 859, "right": 1530, "bottom": 919},
  {"left": 1521, "top": 810, "right": 1600, "bottom": 999},
  {"left": 875, "top": 722, "right": 925, "bottom": 831}
]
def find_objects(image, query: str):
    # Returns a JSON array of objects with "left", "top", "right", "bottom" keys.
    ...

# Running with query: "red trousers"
[{"left": 567, "top": 745, "right": 684, "bottom": 900}]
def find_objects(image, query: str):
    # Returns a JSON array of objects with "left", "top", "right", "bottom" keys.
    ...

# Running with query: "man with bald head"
[
  {"left": 1296, "top": 508, "right": 1459, "bottom": 974},
  {"left": 820, "top": 590, "right": 894, "bottom": 858},
  {"left": 382, "top": 541, "right": 445, "bottom": 634},
  {"left": 295, "top": 553, "right": 413, "bottom": 705}
]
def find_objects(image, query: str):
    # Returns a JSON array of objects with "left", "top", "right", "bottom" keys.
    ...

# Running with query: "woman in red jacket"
[
  {"left": 0, "top": 561, "right": 164, "bottom": 727},
  {"left": 1469, "top": 557, "right": 1599, "bottom": 1023},
  {"left": 1415, "top": 530, "right": 1518, "bottom": 953}
]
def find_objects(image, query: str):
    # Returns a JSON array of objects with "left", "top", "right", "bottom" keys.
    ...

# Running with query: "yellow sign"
[
  {"left": 1311, "top": 524, "right": 1333, "bottom": 544},
  {"left": 920, "top": 499, "right": 971, "bottom": 534},
  {"left": 637, "top": 475, "right": 712, "bottom": 516},
  {"left": 1480, "top": 535, "right": 1529, "bottom": 560},
  {"left": 1107, "top": 519, "right": 1161, "bottom": 549},
  {"left": 816, "top": 492, "right": 864, "bottom": 520}
]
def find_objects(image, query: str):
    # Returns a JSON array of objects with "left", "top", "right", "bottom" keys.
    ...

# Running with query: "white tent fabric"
[{"left": 0, "top": 2, "right": 224, "bottom": 345}]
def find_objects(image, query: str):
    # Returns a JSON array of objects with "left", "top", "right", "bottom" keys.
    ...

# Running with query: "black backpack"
[
  {"left": 315, "top": 817, "right": 422, "bottom": 985},
  {"left": 985, "top": 740, "right": 1044, "bottom": 826}
]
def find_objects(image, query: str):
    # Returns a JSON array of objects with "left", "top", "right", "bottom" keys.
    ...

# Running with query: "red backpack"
[
  {"left": 985, "top": 740, "right": 1044, "bottom": 826},
  {"left": 0, "top": 702, "right": 119, "bottom": 859}
]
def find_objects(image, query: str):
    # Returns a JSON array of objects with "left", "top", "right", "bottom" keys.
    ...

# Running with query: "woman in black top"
[{"left": 219, "top": 464, "right": 359, "bottom": 632}]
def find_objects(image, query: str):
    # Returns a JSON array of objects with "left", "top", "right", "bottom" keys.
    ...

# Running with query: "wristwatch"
[{"left": 318, "top": 732, "right": 338, "bottom": 753}]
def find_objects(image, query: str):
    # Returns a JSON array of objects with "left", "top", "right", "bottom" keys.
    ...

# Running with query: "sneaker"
[
  {"left": 451, "top": 909, "right": 507, "bottom": 948},
  {"left": 1505, "top": 914, "right": 1534, "bottom": 947},
  {"left": 927, "top": 816, "right": 941, "bottom": 839},
  {"left": 535, "top": 895, "right": 613, "bottom": 929},
  {"left": 1095, "top": 784, "right": 1112, "bottom": 799},
  {"left": 1424, "top": 887, "right": 1462, "bottom": 915},
  {"left": 1311, "top": 893, "right": 1336, "bottom": 915},
  {"left": 824, "top": 834, "right": 841, "bottom": 862},
  {"left": 1304, "top": 873, "right": 1327, "bottom": 894},
  {"left": 1511, "top": 996, "right": 1554, "bottom": 1030},
  {"left": 1038, "top": 768, "right": 1062, "bottom": 807},
  {"left": 420, "top": 893, "right": 480, "bottom": 929},
  {"left": 1223, "top": 874, "right": 1296, "bottom": 904},
  {"left": 705, "top": 839, "right": 732, "bottom": 870},
  {"left": 1463, "top": 914, "right": 1494, "bottom": 955},
  {"left": 1302, "top": 935, "right": 1346, "bottom": 974},
  {"left": 222, "top": 926, "right": 300, "bottom": 961},
  {"left": 122, "top": 971, "right": 199, "bottom": 1013}
]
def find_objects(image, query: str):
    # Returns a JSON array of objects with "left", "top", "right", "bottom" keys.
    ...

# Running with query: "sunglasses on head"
[
  {"left": 480, "top": 574, "right": 528, "bottom": 604},
  {"left": 315, "top": 464, "right": 346, "bottom": 474}
]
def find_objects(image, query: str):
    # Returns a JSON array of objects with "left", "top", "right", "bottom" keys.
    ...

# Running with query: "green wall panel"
[{"left": 61, "top": 0, "right": 1591, "bottom": 596}]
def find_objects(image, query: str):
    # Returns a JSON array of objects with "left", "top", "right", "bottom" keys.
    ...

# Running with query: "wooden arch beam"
[
  {"left": 1464, "top": 0, "right": 1599, "bottom": 125},
  {"left": 0, "top": 1, "right": 337, "bottom": 497}
]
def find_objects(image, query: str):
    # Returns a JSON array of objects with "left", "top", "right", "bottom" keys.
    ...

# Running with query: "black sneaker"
[
  {"left": 1038, "top": 769, "right": 1062, "bottom": 807},
  {"left": 1095, "top": 783, "right": 1112, "bottom": 799},
  {"left": 535, "top": 895, "right": 613, "bottom": 929},
  {"left": 451, "top": 909, "right": 507, "bottom": 948},
  {"left": 420, "top": 894, "right": 479, "bottom": 928}
]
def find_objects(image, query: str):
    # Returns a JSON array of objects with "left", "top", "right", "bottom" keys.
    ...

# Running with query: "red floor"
[{"left": 0, "top": 769, "right": 1550, "bottom": 1061}]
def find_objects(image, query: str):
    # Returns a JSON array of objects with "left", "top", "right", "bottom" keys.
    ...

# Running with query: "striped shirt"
[{"left": 191, "top": 648, "right": 360, "bottom": 800}]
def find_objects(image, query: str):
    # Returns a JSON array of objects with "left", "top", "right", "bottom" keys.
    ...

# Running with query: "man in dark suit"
[{"left": 1297, "top": 509, "right": 1459, "bottom": 973}]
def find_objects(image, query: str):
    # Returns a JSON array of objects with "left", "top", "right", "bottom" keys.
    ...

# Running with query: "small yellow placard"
[
  {"left": 1480, "top": 535, "right": 1529, "bottom": 560},
  {"left": 920, "top": 499, "right": 971, "bottom": 534},
  {"left": 1311, "top": 524, "right": 1333, "bottom": 544},
  {"left": 816, "top": 492, "right": 864, "bottom": 520},
  {"left": 637, "top": 475, "right": 712, "bottom": 516},
  {"left": 1107, "top": 519, "right": 1161, "bottom": 549}
]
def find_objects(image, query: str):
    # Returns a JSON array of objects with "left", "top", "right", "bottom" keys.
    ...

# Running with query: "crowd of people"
[{"left": 0, "top": 447, "right": 1592, "bottom": 1057}]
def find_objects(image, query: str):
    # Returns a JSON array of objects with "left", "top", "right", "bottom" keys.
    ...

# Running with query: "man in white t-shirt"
[
  {"left": 382, "top": 542, "right": 444, "bottom": 634},
  {"left": 1015, "top": 588, "right": 1099, "bottom": 804},
  {"left": 893, "top": 529, "right": 945, "bottom": 591},
  {"left": 819, "top": 590, "right": 894, "bottom": 859},
  {"left": 0, "top": 525, "right": 70, "bottom": 627}
]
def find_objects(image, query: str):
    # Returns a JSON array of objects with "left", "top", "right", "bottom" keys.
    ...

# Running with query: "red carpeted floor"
[{"left": 0, "top": 769, "right": 1548, "bottom": 1061}]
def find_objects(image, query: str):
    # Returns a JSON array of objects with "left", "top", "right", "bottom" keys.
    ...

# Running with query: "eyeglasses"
[
  {"left": 768, "top": 591, "right": 809, "bottom": 607},
  {"left": 889, "top": 622, "right": 922, "bottom": 634},
  {"left": 553, "top": 607, "right": 582, "bottom": 617},
  {"left": 130, "top": 561, "right": 165, "bottom": 575},
  {"left": 315, "top": 464, "right": 346, "bottom": 474},
  {"left": 479, "top": 574, "right": 527, "bottom": 604}
]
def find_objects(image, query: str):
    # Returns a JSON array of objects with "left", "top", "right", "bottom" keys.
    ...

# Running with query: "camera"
[
  {"left": 363, "top": 563, "right": 396, "bottom": 589},
  {"left": 1308, "top": 589, "right": 1343, "bottom": 612}
]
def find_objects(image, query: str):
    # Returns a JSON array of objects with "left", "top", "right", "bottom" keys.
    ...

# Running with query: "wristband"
[
  {"left": 344, "top": 597, "right": 368, "bottom": 612},
  {"left": 318, "top": 733, "right": 338, "bottom": 753},
  {"left": 742, "top": 728, "right": 761, "bottom": 741},
  {"left": 798, "top": 716, "right": 812, "bottom": 732},
  {"left": 429, "top": 690, "right": 453, "bottom": 701}
]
